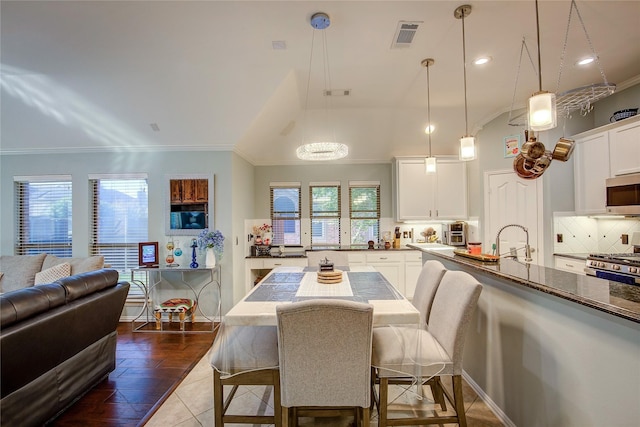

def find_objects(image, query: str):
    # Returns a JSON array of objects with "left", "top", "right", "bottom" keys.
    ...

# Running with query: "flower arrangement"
[
  {"left": 252, "top": 223, "right": 272, "bottom": 235},
  {"left": 197, "top": 229, "right": 225, "bottom": 258}
]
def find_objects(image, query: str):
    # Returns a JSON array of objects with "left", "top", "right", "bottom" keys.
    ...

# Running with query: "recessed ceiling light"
[
  {"left": 424, "top": 124, "right": 435, "bottom": 134},
  {"left": 272, "top": 40, "right": 287, "bottom": 50},
  {"left": 576, "top": 56, "right": 595, "bottom": 66},
  {"left": 473, "top": 56, "right": 492, "bottom": 65}
]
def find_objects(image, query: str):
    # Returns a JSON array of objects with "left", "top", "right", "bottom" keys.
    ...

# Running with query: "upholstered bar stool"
[
  {"left": 209, "top": 324, "right": 281, "bottom": 427},
  {"left": 371, "top": 270, "right": 482, "bottom": 427},
  {"left": 277, "top": 299, "right": 374, "bottom": 427}
]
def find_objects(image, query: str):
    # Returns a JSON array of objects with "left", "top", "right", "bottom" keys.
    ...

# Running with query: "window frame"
[
  {"left": 14, "top": 175, "right": 73, "bottom": 256},
  {"left": 309, "top": 182, "right": 341, "bottom": 246},
  {"left": 270, "top": 183, "right": 302, "bottom": 246},
  {"left": 349, "top": 181, "right": 381, "bottom": 245}
]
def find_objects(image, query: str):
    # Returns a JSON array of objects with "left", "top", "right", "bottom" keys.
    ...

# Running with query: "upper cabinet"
[
  {"left": 573, "top": 115, "right": 640, "bottom": 215},
  {"left": 170, "top": 179, "right": 208, "bottom": 204},
  {"left": 609, "top": 118, "right": 640, "bottom": 176},
  {"left": 574, "top": 131, "right": 610, "bottom": 215},
  {"left": 393, "top": 157, "right": 467, "bottom": 221}
]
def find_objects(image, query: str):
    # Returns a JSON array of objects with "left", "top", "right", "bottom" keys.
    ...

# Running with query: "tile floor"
[{"left": 145, "top": 351, "right": 504, "bottom": 427}]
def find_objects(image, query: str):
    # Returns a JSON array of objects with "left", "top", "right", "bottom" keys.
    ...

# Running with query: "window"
[
  {"left": 270, "top": 183, "right": 301, "bottom": 245},
  {"left": 349, "top": 182, "right": 380, "bottom": 244},
  {"left": 15, "top": 176, "right": 72, "bottom": 256},
  {"left": 89, "top": 175, "right": 148, "bottom": 276},
  {"left": 310, "top": 183, "right": 341, "bottom": 246}
]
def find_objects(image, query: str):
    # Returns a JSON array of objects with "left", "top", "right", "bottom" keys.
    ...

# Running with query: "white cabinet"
[
  {"left": 365, "top": 252, "right": 404, "bottom": 294},
  {"left": 554, "top": 255, "right": 586, "bottom": 275},
  {"left": 574, "top": 131, "right": 610, "bottom": 215},
  {"left": 609, "top": 118, "right": 640, "bottom": 176},
  {"left": 347, "top": 252, "right": 366, "bottom": 266},
  {"left": 394, "top": 157, "right": 467, "bottom": 221},
  {"left": 403, "top": 251, "right": 423, "bottom": 300}
]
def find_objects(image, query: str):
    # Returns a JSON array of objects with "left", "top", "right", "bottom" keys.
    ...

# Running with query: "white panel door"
[{"left": 485, "top": 171, "right": 540, "bottom": 264}]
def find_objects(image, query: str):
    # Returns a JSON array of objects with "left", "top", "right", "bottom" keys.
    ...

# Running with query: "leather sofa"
[{"left": 0, "top": 269, "right": 129, "bottom": 427}]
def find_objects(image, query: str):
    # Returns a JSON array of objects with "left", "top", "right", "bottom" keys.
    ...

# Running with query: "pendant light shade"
[
  {"left": 528, "top": 0, "right": 557, "bottom": 132},
  {"left": 425, "top": 156, "right": 437, "bottom": 173},
  {"left": 455, "top": 5, "right": 476, "bottom": 161},
  {"left": 459, "top": 136, "right": 476, "bottom": 161},
  {"left": 422, "top": 58, "right": 437, "bottom": 174},
  {"left": 529, "top": 91, "right": 557, "bottom": 131}
]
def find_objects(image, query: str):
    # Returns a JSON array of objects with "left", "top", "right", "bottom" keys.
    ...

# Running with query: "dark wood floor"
[{"left": 50, "top": 322, "right": 215, "bottom": 427}]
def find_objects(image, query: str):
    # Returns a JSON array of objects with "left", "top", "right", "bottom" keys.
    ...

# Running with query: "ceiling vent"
[
  {"left": 324, "top": 89, "right": 351, "bottom": 96},
  {"left": 391, "top": 21, "right": 422, "bottom": 49}
]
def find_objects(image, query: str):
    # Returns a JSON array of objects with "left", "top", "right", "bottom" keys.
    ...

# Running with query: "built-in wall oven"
[{"left": 585, "top": 253, "right": 640, "bottom": 286}]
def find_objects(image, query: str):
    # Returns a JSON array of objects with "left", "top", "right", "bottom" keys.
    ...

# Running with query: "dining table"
[{"left": 224, "top": 266, "right": 420, "bottom": 326}]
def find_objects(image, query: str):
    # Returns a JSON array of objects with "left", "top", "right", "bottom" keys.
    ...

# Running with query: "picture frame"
[
  {"left": 165, "top": 173, "right": 214, "bottom": 236},
  {"left": 138, "top": 242, "right": 159, "bottom": 267},
  {"left": 504, "top": 134, "right": 521, "bottom": 158}
]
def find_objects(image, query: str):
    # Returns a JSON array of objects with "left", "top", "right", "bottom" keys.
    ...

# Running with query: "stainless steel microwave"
[{"left": 606, "top": 173, "right": 640, "bottom": 215}]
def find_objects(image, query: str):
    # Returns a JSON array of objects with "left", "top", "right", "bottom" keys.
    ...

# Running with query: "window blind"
[
  {"left": 270, "top": 184, "right": 301, "bottom": 245},
  {"left": 89, "top": 177, "right": 148, "bottom": 274},
  {"left": 349, "top": 184, "right": 380, "bottom": 244},
  {"left": 310, "top": 184, "right": 341, "bottom": 246},
  {"left": 14, "top": 177, "right": 72, "bottom": 256}
]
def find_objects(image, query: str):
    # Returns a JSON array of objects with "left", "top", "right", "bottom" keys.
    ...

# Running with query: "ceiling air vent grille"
[{"left": 391, "top": 21, "right": 422, "bottom": 49}]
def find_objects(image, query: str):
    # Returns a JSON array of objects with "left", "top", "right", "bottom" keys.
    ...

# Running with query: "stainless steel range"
[{"left": 585, "top": 253, "right": 640, "bottom": 285}]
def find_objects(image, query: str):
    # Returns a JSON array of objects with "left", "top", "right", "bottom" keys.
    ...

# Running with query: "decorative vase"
[{"left": 205, "top": 247, "right": 216, "bottom": 268}]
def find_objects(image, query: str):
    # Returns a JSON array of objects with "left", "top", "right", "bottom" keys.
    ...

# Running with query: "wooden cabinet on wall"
[
  {"left": 170, "top": 179, "right": 208, "bottom": 204},
  {"left": 394, "top": 157, "right": 467, "bottom": 221}
]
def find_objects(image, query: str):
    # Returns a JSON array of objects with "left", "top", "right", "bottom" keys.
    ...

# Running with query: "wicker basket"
[{"left": 610, "top": 108, "right": 638, "bottom": 122}]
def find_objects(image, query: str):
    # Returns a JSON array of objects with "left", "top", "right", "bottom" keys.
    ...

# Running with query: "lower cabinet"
[
  {"left": 554, "top": 256, "right": 586, "bottom": 275},
  {"left": 365, "top": 252, "right": 405, "bottom": 295},
  {"left": 403, "top": 251, "right": 424, "bottom": 300}
]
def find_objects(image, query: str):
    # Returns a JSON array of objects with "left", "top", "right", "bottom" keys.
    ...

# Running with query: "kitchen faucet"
[{"left": 495, "top": 224, "right": 533, "bottom": 262}]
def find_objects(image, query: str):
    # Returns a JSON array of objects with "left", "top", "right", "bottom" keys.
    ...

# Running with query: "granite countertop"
[
  {"left": 246, "top": 244, "right": 428, "bottom": 258},
  {"left": 409, "top": 244, "right": 640, "bottom": 324}
]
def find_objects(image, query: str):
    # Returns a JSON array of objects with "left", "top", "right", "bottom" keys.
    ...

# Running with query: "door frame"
[{"left": 483, "top": 169, "right": 545, "bottom": 263}]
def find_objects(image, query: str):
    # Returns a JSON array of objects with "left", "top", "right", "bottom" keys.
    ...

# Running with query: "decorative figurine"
[{"left": 190, "top": 238, "right": 199, "bottom": 269}]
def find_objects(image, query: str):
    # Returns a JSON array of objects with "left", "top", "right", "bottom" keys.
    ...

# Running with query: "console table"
[{"left": 130, "top": 266, "right": 221, "bottom": 333}]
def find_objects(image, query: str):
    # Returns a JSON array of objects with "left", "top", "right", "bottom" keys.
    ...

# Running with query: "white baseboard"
[{"left": 462, "top": 371, "right": 516, "bottom": 427}]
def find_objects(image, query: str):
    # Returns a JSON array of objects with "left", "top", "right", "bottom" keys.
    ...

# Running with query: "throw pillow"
[
  {"left": 42, "top": 254, "right": 104, "bottom": 275},
  {"left": 34, "top": 262, "right": 71, "bottom": 285}
]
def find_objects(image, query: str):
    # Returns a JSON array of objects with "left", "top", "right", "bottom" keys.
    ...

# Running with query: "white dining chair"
[
  {"left": 305, "top": 250, "right": 349, "bottom": 268},
  {"left": 210, "top": 325, "right": 281, "bottom": 427},
  {"left": 371, "top": 270, "right": 482, "bottom": 427},
  {"left": 276, "top": 299, "right": 374, "bottom": 426}
]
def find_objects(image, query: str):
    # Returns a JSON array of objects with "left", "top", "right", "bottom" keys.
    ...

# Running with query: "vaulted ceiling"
[{"left": 2, "top": 1, "right": 639, "bottom": 165}]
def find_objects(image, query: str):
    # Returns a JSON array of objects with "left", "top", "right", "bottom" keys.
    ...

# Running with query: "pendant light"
[
  {"left": 455, "top": 5, "right": 475, "bottom": 161},
  {"left": 296, "top": 12, "right": 348, "bottom": 161},
  {"left": 422, "top": 58, "right": 437, "bottom": 174},
  {"left": 528, "top": 0, "right": 557, "bottom": 131}
]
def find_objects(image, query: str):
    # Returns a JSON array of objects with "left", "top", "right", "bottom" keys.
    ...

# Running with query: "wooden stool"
[{"left": 154, "top": 298, "right": 196, "bottom": 331}]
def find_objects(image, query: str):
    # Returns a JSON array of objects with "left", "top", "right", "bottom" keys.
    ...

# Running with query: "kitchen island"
[{"left": 409, "top": 244, "right": 640, "bottom": 427}]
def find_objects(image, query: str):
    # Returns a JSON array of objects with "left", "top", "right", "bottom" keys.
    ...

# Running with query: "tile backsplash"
[{"left": 553, "top": 215, "right": 640, "bottom": 254}]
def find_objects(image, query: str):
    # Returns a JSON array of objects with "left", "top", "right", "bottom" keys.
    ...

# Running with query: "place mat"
[
  {"left": 244, "top": 283, "right": 300, "bottom": 302},
  {"left": 348, "top": 272, "right": 403, "bottom": 300},
  {"left": 261, "top": 272, "right": 306, "bottom": 284}
]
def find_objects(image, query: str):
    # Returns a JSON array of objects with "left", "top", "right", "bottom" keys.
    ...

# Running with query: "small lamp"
[
  {"left": 528, "top": 0, "right": 557, "bottom": 131},
  {"left": 455, "top": 5, "right": 476, "bottom": 161},
  {"left": 422, "top": 58, "right": 437, "bottom": 174}
]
